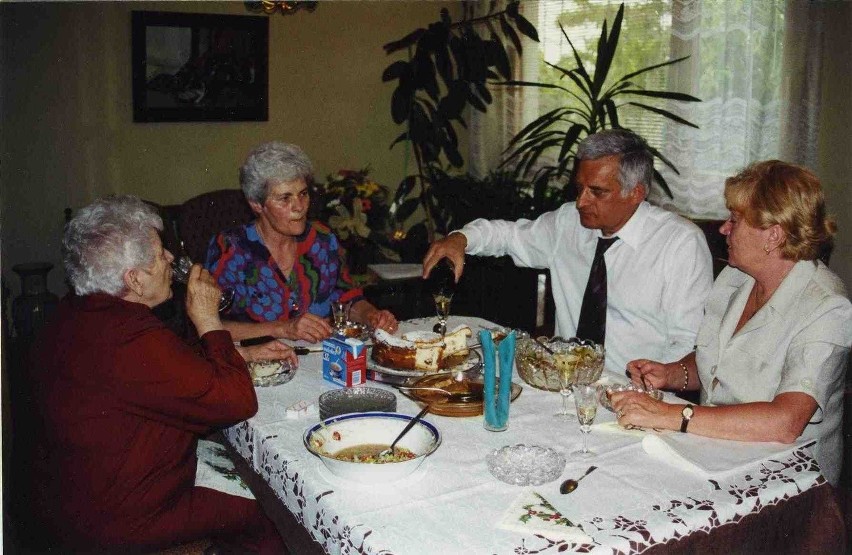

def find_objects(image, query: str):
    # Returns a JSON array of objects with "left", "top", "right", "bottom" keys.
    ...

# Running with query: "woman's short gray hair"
[
  {"left": 240, "top": 142, "right": 314, "bottom": 204},
  {"left": 576, "top": 129, "right": 653, "bottom": 198},
  {"left": 63, "top": 195, "right": 163, "bottom": 296}
]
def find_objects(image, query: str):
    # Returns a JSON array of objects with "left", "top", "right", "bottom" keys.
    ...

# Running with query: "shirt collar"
[
  {"left": 592, "top": 201, "right": 649, "bottom": 249},
  {"left": 764, "top": 259, "right": 818, "bottom": 315}
]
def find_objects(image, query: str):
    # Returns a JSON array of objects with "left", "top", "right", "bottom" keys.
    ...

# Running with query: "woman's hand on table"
[
  {"left": 237, "top": 340, "right": 299, "bottom": 366},
  {"left": 277, "top": 313, "right": 332, "bottom": 343},
  {"left": 611, "top": 391, "right": 680, "bottom": 431},
  {"left": 626, "top": 359, "right": 674, "bottom": 390},
  {"left": 366, "top": 309, "right": 398, "bottom": 333}
]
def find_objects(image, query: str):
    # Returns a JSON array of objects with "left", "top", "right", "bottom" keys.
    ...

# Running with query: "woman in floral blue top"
[{"left": 205, "top": 142, "right": 398, "bottom": 342}]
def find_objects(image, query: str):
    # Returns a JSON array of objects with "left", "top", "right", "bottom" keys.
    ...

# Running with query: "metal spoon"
[
  {"left": 395, "top": 385, "right": 480, "bottom": 401},
  {"left": 560, "top": 465, "right": 597, "bottom": 494},
  {"left": 378, "top": 404, "right": 431, "bottom": 458},
  {"left": 433, "top": 321, "right": 447, "bottom": 335}
]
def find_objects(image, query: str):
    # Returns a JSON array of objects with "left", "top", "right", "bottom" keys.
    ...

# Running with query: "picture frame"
[{"left": 132, "top": 11, "right": 269, "bottom": 123}]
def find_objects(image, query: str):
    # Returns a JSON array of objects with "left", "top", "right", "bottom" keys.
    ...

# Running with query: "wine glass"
[
  {"left": 554, "top": 353, "right": 578, "bottom": 418},
  {"left": 570, "top": 384, "right": 598, "bottom": 458},
  {"left": 171, "top": 255, "right": 234, "bottom": 312},
  {"left": 428, "top": 258, "right": 456, "bottom": 335}
]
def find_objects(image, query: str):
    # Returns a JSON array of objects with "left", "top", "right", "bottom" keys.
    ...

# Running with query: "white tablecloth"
[{"left": 224, "top": 316, "right": 826, "bottom": 555}]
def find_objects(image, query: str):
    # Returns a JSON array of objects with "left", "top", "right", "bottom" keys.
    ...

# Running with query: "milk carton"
[{"left": 322, "top": 336, "right": 367, "bottom": 387}]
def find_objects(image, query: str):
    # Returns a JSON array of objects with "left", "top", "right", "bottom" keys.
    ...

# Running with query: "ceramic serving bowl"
[
  {"left": 303, "top": 412, "right": 441, "bottom": 483},
  {"left": 515, "top": 332, "right": 605, "bottom": 392}
]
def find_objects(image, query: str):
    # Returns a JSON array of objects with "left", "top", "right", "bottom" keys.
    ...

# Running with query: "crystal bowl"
[
  {"left": 598, "top": 383, "right": 663, "bottom": 412},
  {"left": 248, "top": 359, "right": 297, "bottom": 387},
  {"left": 318, "top": 387, "right": 397, "bottom": 421},
  {"left": 486, "top": 444, "right": 566, "bottom": 486},
  {"left": 515, "top": 333, "right": 605, "bottom": 392},
  {"left": 304, "top": 412, "right": 441, "bottom": 484}
]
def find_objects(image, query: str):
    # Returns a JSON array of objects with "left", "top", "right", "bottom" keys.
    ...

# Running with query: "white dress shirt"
[
  {"left": 695, "top": 260, "right": 852, "bottom": 485},
  {"left": 459, "top": 201, "right": 713, "bottom": 373}
]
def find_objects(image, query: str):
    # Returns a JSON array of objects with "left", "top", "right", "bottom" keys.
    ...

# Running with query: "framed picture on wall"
[{"left": 132, "top": 11, "right": 269, "bottom": 122}]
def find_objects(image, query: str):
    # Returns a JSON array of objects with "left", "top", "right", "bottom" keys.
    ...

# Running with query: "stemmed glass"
[
  {"left": 554, "top": 354, "right": 578, "bottom": 418},
  {"left": 570, "top": 384, "right": 598, "bottom": 458},
  {"left": 171, "top": 255, "right": 234, "bottom": 312},
  {"left": 428, "top": 258, "right": 456, "bottom": 335}
]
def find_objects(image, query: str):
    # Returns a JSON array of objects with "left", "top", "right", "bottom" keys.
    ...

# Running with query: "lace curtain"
[{"left": 469, "top": 0, "right": 789, "bottom": 220}]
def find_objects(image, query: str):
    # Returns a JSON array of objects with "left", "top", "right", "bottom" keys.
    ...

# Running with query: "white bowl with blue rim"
[{"left": 304, "top": 412, "right": 441, "bottom": 483}]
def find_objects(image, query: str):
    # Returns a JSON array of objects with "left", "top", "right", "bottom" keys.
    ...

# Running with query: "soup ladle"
[{"left": 379, "top": 404, "right": 431, "bottom": 458}]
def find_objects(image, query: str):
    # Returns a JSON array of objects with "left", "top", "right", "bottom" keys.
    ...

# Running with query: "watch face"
[{"left": 682, "top": 405, "right": 694, "bottom": 418}]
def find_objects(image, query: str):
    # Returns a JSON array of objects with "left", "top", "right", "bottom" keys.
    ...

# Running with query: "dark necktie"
[{"left": 575, "top": 237, "right": 619, "bottom": 345}]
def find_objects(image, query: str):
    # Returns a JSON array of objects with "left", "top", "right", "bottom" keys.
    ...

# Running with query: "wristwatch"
[{"left": 680, "top": 404, "right": 695, "bottom": 433}]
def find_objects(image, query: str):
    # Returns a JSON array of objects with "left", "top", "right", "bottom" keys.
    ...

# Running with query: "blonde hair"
[{"left": 724, "top": 160, "right": 836, "bottom": 261}]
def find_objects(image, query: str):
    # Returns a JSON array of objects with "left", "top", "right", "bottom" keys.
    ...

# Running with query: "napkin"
[
  {"left": 481, "top": 330, "right": 515, "bottom": 429},
  {"left": 498, "top": 490, "right": 592, "bottom": 544},
  {"left": 641, "top": 433, "right": 816, "bottom": 479}
]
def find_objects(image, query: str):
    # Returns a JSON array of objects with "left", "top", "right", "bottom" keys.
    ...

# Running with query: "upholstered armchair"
[{"left": 177, "top": 189, "right": 255, "bottom": 262}]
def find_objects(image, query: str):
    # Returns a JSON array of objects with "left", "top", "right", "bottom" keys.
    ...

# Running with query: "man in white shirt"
[{"left": 422, "top": 130, "right": 714, "bottom": 373}]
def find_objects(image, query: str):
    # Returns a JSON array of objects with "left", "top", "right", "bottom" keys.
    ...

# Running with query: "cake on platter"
[{"left": 372, "top": 325, "right": 472, "bottom": 372}]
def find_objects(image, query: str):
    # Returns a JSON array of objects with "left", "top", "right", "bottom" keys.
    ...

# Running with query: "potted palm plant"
[{"left": 501, "top": 2, "right": 701, "bottom": 199}]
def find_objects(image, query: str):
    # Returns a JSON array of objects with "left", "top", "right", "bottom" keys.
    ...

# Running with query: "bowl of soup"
[{"left": 303, "top": 412, "right": 441, "bottom": 483}]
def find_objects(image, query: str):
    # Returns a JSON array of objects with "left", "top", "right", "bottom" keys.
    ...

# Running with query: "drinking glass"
[
  {"left": 429, "top": 258, "right": 456, "bottom": 335},
  {"left": 331, "top": 300, "right": 351, "bottom": 334},
  {"left": 554, "top": 353, "right": 578, "bottom": 418},
  {"left": 171, "top": 255, "right": 234, "bottom": 312},
  {"left": 570, "top": 384, "right": 598, "bottom": 458}
]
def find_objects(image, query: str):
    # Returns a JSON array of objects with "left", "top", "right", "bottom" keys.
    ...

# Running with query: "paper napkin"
[
  {"left": 498, "top": 490, "right": 592, "bottom": 543},
  {"left": 641, "top": 433, "right": 815, "bottom": 479}
]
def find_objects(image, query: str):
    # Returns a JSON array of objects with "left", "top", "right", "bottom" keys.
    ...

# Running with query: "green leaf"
[
  {"left": 557, "top": 123, "right": 585, "bottom": 165},
  {"left": 488, "top": 37, "right": 511, "bottom": 79},
  {"left": 395, "top": 197, "right": 421, "bottom": 222},
  {"left": 507, "top": 107, "right": 568, "bottom": 147},
  {"left": 393, "top": 176, "right": 418, "bottom": 204},
  {"left": 620, "top": 89, "right": 702, "bottom": 102},
  {"left": 591, "top": 4, "right": 623, "bottom": 96},
  {"left": 603, "top": 99, "right": 620, "bottom": 128},
  {"left": 512, "top": 13, "right": 539, "bottom": 42},
  {"left": 382, "top": 60, "right": 410, "bottom": 83},
  {"left": 389, "top": 131, "right": 409, "bottom": 150},
  {"left": 627, "top": 102, "right": 700, "bottom": 128},
  {"left": 500, "top": 14, "right": 522, "bottom": 55},
  {"left": 559, "top": 23, "right": 592, "bottom": 93},
  {"left": 646, "top": 144, "right": 678, "bottom": 174},
  {"left": 390, "top": 86, "right": 411, "bottom": 124},
  {"left": 383, "top": 28, "right": 426, "bottom": 55},
  {"left": 616, "top": 55, "right": 691, "bottom": 84},
  {"left": 652, "top": 168, "right": 673, "bottom": 199}
]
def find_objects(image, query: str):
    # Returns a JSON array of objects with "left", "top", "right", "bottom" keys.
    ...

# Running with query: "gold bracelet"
[{"left": 679, "top": 362, "right": 689, "bottom": 391}]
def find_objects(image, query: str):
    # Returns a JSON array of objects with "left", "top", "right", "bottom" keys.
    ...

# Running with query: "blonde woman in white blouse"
[{"left": 614, "top": 160, "right": 852, "bottom": 486}]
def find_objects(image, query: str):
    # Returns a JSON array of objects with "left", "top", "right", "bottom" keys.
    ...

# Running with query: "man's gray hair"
[
  {"left": 240, "top": 141, "right": 313, "bottom": 204},
  {"left": 63, "top": 195, "right": 163, "bottom": 296},
  {"left": 576, "top": 129, "right": 653, "bottom": 198}
]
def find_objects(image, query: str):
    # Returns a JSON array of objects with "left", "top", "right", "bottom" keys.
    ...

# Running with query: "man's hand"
[{"left": 422, "top": 233, "right": 467, "bottom": 282}]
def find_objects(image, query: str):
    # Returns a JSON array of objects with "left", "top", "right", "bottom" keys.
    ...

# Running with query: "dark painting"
[{"left": 132, "top": 11, "right": 269, "bottom": 122}]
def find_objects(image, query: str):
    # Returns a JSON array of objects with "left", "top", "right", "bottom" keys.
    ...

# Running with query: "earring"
[{"left": 763, "top": 243, "right": 771, "bottom": 254}]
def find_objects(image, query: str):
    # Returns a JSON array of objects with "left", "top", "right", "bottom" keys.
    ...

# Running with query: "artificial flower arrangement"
[{"left": 314, "top": 168, "right": 402, "bottom": 273}]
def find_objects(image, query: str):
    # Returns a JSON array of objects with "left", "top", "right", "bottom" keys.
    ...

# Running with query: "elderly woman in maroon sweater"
[{"left": 30, "top": 196, "right": 292, "bottom": 553}]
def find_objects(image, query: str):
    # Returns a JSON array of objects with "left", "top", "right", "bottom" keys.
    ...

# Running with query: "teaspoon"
[{"left": 560, "top": 465, "right": 597, "bottom": 494}]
